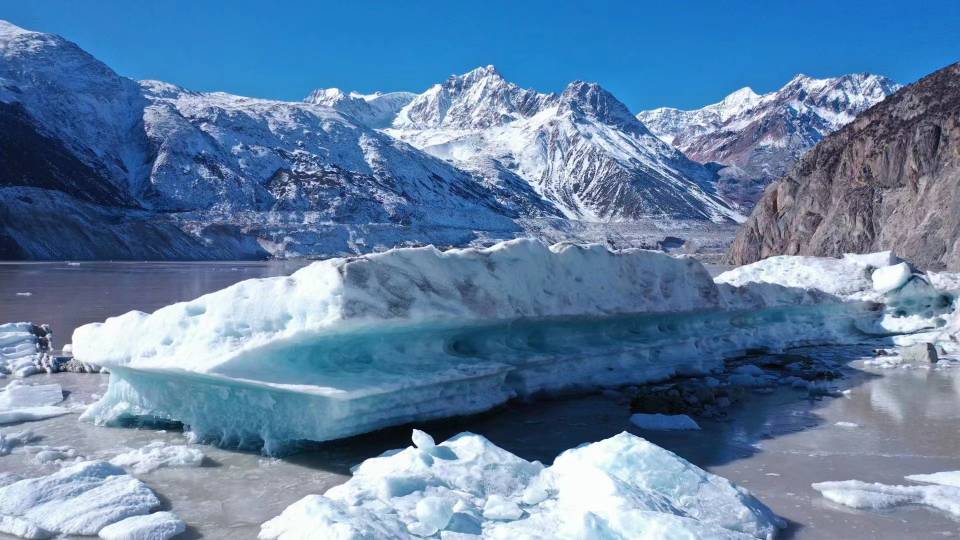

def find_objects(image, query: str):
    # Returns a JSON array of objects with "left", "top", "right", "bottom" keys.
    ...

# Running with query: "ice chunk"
[
  {"left": 812, "top": 479, "right": 960, "bottom": 517},
  {"left": 905, "top": 471, "right": 960, "bottom": 488},
  {"left": 716, "top": 254, "right": 876, "bottom": 297},
  {"left": 872, "top": 262, "right": 913, "bottom": 294},
  {"left": 834, "top": 421, "right": 860, "bottom": 428},
  {"left": 0, "top": 430, "right": 37, "bottom": 456},
  {"left": 843, "top": 251, "right": 899, "bottom": 269},
  {"left": 411, "top": 429, "right": 436, "bottom": 450},
  {"left": 0, "top": 461, "right": 160, "bottom": 537},
  {"left": 0, "top": 323, "right": 52, "bottom": 378},
  {"left": 108, "top": 441, "right": 204, "bottom": 474},
  {"left": 629, "top": 413, "right": 701, "bottom": 431},
  {"left": 0, "top": 382, "right": 63, "bottom": 409},
  {"left": 97, "top": 511, "right": 185, "bottom": 540},
  {"left": 259, "top": 430, "right": 782, "bottom": 539}
]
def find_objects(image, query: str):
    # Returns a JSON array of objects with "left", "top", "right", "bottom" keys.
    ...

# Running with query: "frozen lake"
[{"left": 2, "top": 262, "right": 960, "bottom": 539}]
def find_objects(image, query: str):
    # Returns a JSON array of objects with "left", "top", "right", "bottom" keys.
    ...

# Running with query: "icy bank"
[
  {"left": 259, "top": 430, "right": 782, "bottom": 539},
  {"left": 74, "top": 240, "right": 954, "bottom": 450}
]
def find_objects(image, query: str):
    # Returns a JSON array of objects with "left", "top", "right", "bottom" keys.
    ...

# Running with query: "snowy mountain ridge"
[
  {"left": 380, "top": 67, "right": 743, "bottom": 223},
  {"left": 637, "top": 72, "right": 901, "bottom": 204}
]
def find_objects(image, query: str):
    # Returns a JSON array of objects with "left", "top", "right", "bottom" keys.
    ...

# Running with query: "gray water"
[{"left": 2, "top": 263, "right": 960, "bottom": 539}]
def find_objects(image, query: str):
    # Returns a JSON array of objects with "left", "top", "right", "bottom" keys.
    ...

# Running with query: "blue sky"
[{"left": 3, "top": 1, "right": 958, "bottom": 111}]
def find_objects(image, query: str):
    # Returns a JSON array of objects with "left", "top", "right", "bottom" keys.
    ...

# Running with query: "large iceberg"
[
  {"left": 259, "top": 430, "right": 783, "bottom": 539},
  {"left": 73, "top": 240, "right": 955, "bottom": 451}
]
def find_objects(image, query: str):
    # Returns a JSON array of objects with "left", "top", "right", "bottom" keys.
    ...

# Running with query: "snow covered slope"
[
  {"left": 304, "top": 88, "right": 415, "bottom": 128},
  {"left": 385, "top": 66, "right": 743, "bottom": 223},
  {"left": 260, "top": 430, "right": 783, "bottom": 539},
  {"left": 637, "top": 73, "right": 900, "bottom": 205},
  {"left": 73, "top": 240, "right": 949, "bottom": 451},
  {"left": 0, "top": 21, "right": 550, "bottom": 259}
]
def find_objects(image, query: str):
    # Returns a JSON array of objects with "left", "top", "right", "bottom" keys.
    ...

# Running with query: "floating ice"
[
  {"left": 259, "top": 430, "right": 782, "bottom": 539},
  {"left": 108, "top": 441, "right": 204, "bottom": 474},
  {"left": 97, "top": 511, "right": 186, "bottom": 540},
  {"left": 0, "top": 461, "right": 160, "bottom": 538},
  {"left": 73, "top": 241, "right": 955, "bottom": 450},
  {"left": 905, "top": 471, "right": 960, "bottom": 488},
  {"left": 812, "top": 479, "right": 960, "bottom": 518},
  {"left": 872, "top": 263, "right": 913, "bottom": 294},
  {"left": 0, "top": 430, "right": 37, "bottom": 456},
  {"left": 834, "top": 421, "right": 860, "bottom": 428},
  {"left": 629, "top": 413, "right": 701, "bottom": 431},
  {"left": 0, "top": 382, "right": 70, "bottom": 426}
]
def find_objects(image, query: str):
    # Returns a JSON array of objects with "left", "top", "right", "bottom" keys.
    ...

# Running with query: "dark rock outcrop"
[{"left": 727, "top": 63, "right": 960, "bottom": 270}]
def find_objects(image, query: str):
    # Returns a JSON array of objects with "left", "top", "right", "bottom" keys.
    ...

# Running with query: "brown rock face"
[{"left": 726, "top": 63, "right": 960, "bottom": 270}]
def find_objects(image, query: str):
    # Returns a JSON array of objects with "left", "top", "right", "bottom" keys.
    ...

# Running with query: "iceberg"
[
  {"left": 259, "top": 430, "right": 783, "bottom": 539},
  {"left": 0, "top": 323, "right": 52, "bottom": 378},
  {"left": 812, "top": 475, "right": 960, "bottom": 518},
  {"left": 629, "top": 413, "right": 701, "bottom": 431},
  {"left": 73, "top": 240, "right": 956, "bottom": 451},
  {"left": 108, "top": 441, "right": 205, "bottom": 474}
]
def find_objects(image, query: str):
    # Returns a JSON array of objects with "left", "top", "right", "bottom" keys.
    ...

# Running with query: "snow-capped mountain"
[
  {"left": 303, "top": 88, "right": 415, "bottom": 128},
  {"left": 383, "top": 67, "right": 742, "bottom": 223},
  {"left": 637, "top": 73, "right": 900, "bottom": 205},
  {"left": 0, "top": 20, "right": 551, "bottom": 259}
]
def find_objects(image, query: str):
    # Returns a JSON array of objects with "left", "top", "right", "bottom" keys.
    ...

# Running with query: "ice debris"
[
  {"left": 629, "top": 413, "right": 701, "bottom": 431},
  {"left": 97, "top": 511, "right": 186, "bottom": 540},
  {"left": 0, "top": 461, "right": 160, "bottom": 538},
  {"left": 259, "top": 430, "right": 783, "bottom": 539},
  {"left": 109, "top": 441, "right": 204, "bottom": 474},
  {"left": 73, "top": 241, "right": 956, "bottom": 449}
]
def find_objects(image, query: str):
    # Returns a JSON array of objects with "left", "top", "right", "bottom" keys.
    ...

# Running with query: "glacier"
[
  {"left": 72, "top": 239, "right": 956, "bottom": 452},
  {"left": 259, "top": 430, "right": 783, "bottom": 539}
]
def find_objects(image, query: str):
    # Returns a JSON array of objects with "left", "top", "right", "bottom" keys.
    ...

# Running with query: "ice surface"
[
  {"left": 0, "top": 460, "right": 160, "bottom": 538},
  {"left": 74, "top": 241, "right": 956, "bottom": 450},
  {"left": 629, "top": 413, "right": 701, "bottom": 431},
  {"left": 97, "top": 511, "right": 186, "bottom": 540},
  {"left": 109, "top": 441, "right": 204, "bottom": 474},
  {"left": 259, "top": 430, "right": 782, "bottom": 539}
]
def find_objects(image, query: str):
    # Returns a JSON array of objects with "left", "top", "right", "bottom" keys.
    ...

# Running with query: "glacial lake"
[{"left": 2, "top": 262, "right": 960, "bottom": 539}]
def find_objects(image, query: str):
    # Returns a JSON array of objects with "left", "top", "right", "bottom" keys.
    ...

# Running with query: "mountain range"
[
  {"left": 637, "top": 73, "right": 900, "bottom": 204},
  {"left": 0, "top": 20, "right": 898, "bottom": 259}
]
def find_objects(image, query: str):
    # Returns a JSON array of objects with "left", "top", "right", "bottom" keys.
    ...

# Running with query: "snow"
[
  {"left": 75, "top": 241, "right": 956, "bottom": 450},
  {"left": 0, "top": 381, "right": 70, "bottom": 425},
  {"left": 629, "top": 413, "right": 701, "bottom": 431},
  {"left": 259, "top": 430, "right": 782, "bottom": 539},
  {"left": 0, "top": 461, "right": 160, "bottom": 538},
  {"left": 108, "top": 441, "right": 204, "bottom": 474},
  {"left": 98, "top": 511, "right": 186, "bottom": 540}
]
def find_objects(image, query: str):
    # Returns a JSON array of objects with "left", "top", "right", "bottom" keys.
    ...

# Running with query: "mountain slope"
[
  {"left": 385, "top": 67, "right": 743, "bottom": 223},
  {"left": 726, "top": 63, "right": 960, "bottom": 270},
  {"left": 638, "top": 74, "right": 900, "bottom": 205},
  {"left": 0, "top": 21, "right": 552, "bottom": 259}
]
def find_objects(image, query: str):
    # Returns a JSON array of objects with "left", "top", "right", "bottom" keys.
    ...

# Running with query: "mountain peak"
[{"left": 559, "top": 81, "right": 645, "bottom": 132}]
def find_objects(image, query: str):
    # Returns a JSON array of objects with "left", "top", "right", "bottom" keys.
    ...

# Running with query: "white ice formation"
[
  {"left": 73, "top": 240, "right": 956, "bottom": 451},
  {"left": 259, "top": 430, "right": 783, "bottom": 539},
  {"left": 629, "top": 413, "right": 701, "bottom": 431},
  {"left": 813, "top": 470, "right": 960, "bottom": 518},
  {"left": 98, "top": 511, "right": 186, "bottom": 540},
  {"left": 108, "top": 441, "right": 204, "bottom": 474},
  {"left": 0, "top": 323, "right": 52, "bottom": 378},
  {"left": 0, "top": 461, "right": 161, "bottom": 538},
  {"left": 0, "top": 381, "right": 70, "bottom": 425}
]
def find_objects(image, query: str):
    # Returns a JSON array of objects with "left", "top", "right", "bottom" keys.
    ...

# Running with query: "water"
[{"left": 2, "top": 263, "right": 960, "bottom": 539}]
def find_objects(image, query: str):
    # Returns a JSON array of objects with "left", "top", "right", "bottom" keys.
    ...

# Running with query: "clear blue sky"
[{"left": 3, "top": 0, "right": 958, "bottom": 111}]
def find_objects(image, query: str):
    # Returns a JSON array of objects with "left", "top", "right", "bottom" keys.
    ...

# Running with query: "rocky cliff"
[{"left": 727, "top": 63, "right": 960, "bottom": 270}]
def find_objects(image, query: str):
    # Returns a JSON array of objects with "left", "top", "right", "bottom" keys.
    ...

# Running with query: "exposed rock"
[{"left": 727, "top": 63, "right": 960, "bottom": 270}]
